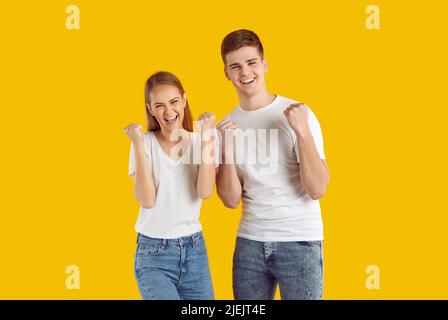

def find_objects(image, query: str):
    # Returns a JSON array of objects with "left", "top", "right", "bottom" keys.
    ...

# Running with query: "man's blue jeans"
[
  {"left": 134, "top": 231, "right": 214, "bottom": 300},
  {"left": 233, "top": 237, "right": 323, "bottom": 300}
]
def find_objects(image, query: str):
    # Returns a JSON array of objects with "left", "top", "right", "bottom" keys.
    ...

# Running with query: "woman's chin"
[{"left": 161, "top": 122, "right": 183, "bottom": 133}]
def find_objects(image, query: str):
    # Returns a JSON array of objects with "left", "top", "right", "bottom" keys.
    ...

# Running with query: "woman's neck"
[{"left": 156, "top": 128, "right": 185, "bottom": 145}]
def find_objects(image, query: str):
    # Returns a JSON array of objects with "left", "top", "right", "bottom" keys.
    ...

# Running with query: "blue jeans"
[
  {"left": 233, "top": 237, "right": 323, "bottom": 300},
  {"left": 134, "top": 231, "right": 214, "bottom": 300}
]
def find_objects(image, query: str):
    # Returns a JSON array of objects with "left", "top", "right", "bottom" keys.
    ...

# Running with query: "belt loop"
[
  {"left": 161, "top": 239, "right": 167, "bottom": 249},
  {"left": 192, "top": 234, "right": 197, "bottom": 248}
]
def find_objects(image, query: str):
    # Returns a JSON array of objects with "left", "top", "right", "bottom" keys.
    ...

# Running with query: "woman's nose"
[{"left": 164, "top": 105, "right": 174, "bottom": 113}]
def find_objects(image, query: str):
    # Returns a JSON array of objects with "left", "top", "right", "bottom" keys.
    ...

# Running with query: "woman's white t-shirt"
[{"left": 128, "top": 131, "right": 205, "bottom": 239}]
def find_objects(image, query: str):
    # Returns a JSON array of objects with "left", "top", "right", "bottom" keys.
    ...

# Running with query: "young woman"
[{"left": 124, "top": 71, "right": 216, "bottom": 300}]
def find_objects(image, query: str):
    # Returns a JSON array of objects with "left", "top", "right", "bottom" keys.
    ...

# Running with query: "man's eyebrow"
[
  {"left": 247, "top": 58, "right": 258, "bottom": 63},
  {"left": 229, "top": 58, "right": 258, "bottom": 68}
]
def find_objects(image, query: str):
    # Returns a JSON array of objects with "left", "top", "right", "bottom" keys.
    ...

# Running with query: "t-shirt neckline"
[
  {"left": 151, "top": 131, "right": 192, "bottom": 165},
  {"left": 237, "top": 94, "right": 280, "bottom": 114}
]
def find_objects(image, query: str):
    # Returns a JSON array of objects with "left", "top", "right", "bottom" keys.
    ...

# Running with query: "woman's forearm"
[
  {"left": 133, "top": 142, "right": 156, "bottom": 208},
  {"left": 197, "top": 134, "right": 215, "bottom": 199}
]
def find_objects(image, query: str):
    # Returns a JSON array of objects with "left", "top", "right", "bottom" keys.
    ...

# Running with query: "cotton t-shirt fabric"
[
  {"left": 128, "top": 131, "right": 216, "bottom": 239},
  {"left": 226, "top": 95, "right": 326, "bottom": 242}
]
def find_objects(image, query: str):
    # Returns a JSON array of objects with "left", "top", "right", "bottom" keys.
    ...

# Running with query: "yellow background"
[{"left": 1, "top": 0, "right": 447, "bottom": 299}]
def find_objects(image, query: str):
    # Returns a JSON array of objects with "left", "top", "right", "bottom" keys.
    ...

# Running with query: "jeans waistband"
[{"left": 137, "top": 231, "right": 203, "bottom": 247}]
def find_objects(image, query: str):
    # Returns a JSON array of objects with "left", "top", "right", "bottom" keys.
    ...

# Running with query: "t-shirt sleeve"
[
  {"left": 128, "top": 137, "right": 152, "bottom": 176},
  {"left": 294, "top": 107, "right": 326, "bottom": 162},
  {"left": 213, "top": 128, "right": 221, "bottom": 168}
]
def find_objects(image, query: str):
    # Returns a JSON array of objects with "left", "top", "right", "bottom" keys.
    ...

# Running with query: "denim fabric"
[
  {"left": 233, "top": 237, "right": 323, "bottom": 300},
  {"left": 134, "top": 231, "right": 214, "bottom": 300}
]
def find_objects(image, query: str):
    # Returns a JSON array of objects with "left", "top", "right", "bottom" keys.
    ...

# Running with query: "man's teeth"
[{"left": 241, "top": 78, "right": 255, "bottom": 84}]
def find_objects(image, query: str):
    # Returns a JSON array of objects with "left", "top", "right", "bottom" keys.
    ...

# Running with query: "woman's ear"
[
  {"left": 183, "top": 93, "right": 187, "bottom": 108},
  {"left": 146, "top": 103, "right": 154, "bottom": 116}
]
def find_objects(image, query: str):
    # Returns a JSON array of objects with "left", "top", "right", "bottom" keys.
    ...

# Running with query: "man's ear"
[
  {"left": 263, "top": 59, "right": 268, "bottom": 73},
  {"left": 224, "top": 67, "right": 230, "bottom": 80}
]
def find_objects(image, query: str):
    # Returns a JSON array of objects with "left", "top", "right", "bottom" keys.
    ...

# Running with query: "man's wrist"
[
  {"left": 221, "top": 143, "right": 235, "bottom": 164},
  {"left": 294, "top": 125, "right": 312, "bottom": 140}
]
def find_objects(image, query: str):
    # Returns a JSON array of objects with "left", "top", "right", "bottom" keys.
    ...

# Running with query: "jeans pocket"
[
  {"left": 298, "top": 240, "right": 322, "bottom": 247},
  {"left": 136, "top": 240, "right": 162, "bottom": 256},
  {"left": 196, "top": 238, "right": 208, "bottom": 255}
]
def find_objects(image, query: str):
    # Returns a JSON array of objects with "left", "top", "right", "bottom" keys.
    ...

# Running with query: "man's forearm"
[
  {"left": 296, "top": 129, "right": 329, "bottom": 200},
  {"left": 216, "top": 147, "right": 242, "bottom": 208}
]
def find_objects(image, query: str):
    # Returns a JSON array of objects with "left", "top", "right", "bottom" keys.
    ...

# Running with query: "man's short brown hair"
[{"left": 221, "top": 29, "right": 264, "bottom": 64}]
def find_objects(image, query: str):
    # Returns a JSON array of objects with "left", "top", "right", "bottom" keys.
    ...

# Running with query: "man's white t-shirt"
[
  {"left": 128, "top": 131, "right": 206, "bottom": 239},
  {"left": 226, "top": 95, "right": 326, "bottom": 242}
]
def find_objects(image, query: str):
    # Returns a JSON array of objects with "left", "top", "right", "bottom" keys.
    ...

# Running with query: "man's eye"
[
  {"left": 155, "top": 105, "right": 163, "bottom": 108},
  {"left": 231, "top": 66, "right": 239, "bottom": 70}
]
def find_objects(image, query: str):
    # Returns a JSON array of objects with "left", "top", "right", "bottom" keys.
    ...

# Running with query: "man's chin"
[{"left": 238, "top": 87, "right": 259, "bottom": 98}]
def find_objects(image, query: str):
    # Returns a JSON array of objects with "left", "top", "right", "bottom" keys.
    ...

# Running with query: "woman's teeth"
[{"left": 164, "top": 115, "right": 178, "bottom": 124}]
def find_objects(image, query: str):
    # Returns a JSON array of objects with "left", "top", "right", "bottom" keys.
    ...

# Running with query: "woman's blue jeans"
[{"left": 134, "top": 231, "right": 214, "bottom": 300}]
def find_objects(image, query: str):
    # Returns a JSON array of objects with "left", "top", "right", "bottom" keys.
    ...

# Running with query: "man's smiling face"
[{"left": 224, "top": 46, "right": 267, "bottom": 98}]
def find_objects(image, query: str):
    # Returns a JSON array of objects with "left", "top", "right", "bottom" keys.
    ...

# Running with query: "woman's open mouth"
[{"left": 164, "top": 114, "right": 178, "bottom": 125}]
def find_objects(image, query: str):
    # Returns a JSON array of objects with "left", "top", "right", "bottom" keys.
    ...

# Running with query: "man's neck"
[{"left": 238, "top": 89, "right": 276, "bottom": 111}]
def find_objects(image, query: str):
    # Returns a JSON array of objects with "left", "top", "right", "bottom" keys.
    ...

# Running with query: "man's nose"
[{"left": 239, "top": 65, "right": 250, "bottom": 76}]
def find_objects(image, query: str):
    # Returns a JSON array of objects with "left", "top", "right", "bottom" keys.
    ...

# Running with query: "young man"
[{"left": 216, "top": 29, "right": 329, "bottom": 300}]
